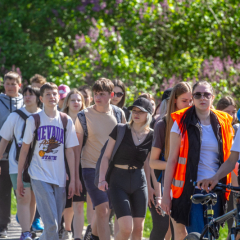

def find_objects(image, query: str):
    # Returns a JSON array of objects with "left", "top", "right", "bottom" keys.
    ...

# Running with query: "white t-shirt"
[
  {"left": 231, "top": 126, "right": 240, "bottom": 153},
  {"left": 171, "top": 121, "right": 219, "bottom": 182},
  {"left": 0, "top": 107, "right": 42, "bottom": 174},
  {"left": 23, "top": 110, "right": 79, "bottom": 187}
]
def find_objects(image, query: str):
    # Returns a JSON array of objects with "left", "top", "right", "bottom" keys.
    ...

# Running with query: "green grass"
[
  {"left": 11, "top": 192, "right": 228, "bottom": 238},
  {"left": 11, "top": 189, "right": 17, "bottom": 215}
]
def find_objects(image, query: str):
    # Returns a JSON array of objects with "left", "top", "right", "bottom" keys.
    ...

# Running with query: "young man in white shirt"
[
  {"left": 17, "top": 83, "right": 79, "bottom": 240},
  {"left": 75, "top": 78, "right": 126, "bottom": 240},
  {"left": 0, "top": 71, "right": 24, "bottom": 238}
]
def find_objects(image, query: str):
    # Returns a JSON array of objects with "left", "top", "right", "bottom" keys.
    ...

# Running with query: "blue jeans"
[{"left": 186, "top": 189, "right": 222, "bottom": 235}]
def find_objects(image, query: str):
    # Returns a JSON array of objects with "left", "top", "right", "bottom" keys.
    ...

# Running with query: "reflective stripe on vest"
[
  {"left": 178, "top": 157, "right": 186, "bottom": 164},
  {"left": 172, "top": 179, "right": 184, "bottom": 188},
  {"left": 171, "top": 107, "right": 233, "bottom": 200}
]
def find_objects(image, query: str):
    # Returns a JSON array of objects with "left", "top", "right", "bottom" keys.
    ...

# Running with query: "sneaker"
[
  {"left": 61, "top": 230, "right": 72, "bottom": 240},
  {"left": 30, "top": 230, "right": 37, "bottom": 239},
  {"left": 31, "top": 218, "right": 44, "bottom": 232},
  {"left": 83, "top": 225, "right": 92, "bottom": 240},
  {"left": 58, "top": 226, "right": 65, "bottom": 239},
  {"left": 20, "top": 231, "right": 32, "bottom": 240},
  {"left": 0, "top": 228, "right": 7, "bottom": 238}
]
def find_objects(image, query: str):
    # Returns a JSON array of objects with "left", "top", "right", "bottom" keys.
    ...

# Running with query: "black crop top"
[{"left": 109, "top": 125, "right": 153, "bottom": 168}]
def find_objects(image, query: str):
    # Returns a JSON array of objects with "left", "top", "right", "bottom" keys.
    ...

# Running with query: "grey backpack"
[
  {"left": 77, "top": 104, "right": 122, "bottom": 147},
  {"left": 94, "top": 123, "right": 127, "bottom": 187}
]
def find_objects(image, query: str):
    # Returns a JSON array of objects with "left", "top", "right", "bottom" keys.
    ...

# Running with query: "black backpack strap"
[
  {"left": 59, "top": 112, "right": 68, "bottom": 130},
  {"left": 59, "top": 112, "right": 71, "bottom": 178},
  {"left": 14, "top": 109, "right": 28, "bottom": 121},
  {"left": 111, "top": 104, "right": 122, "bottom": 123},
  {"left": 14, "top": 109, "right": 29, "bottom": 139},
  {"left": 30, "top": 114, "right": 41, "bottom": 160},
  {"left": 77, "top": 109, "right": 88, "bottom": 147},
  {"left": 110, "top": 123, "right": 127, "bottom": 161},
  {"left": 23, "top": 114, "right": 40, "bottom": 182},
  {"left": 94, "top": 123, "right": 127, "bottom": 187}
]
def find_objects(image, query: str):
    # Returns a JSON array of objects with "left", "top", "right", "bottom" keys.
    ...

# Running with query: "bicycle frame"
[{"left": 190, "top": 183, "right": 240, "bottom": 240}]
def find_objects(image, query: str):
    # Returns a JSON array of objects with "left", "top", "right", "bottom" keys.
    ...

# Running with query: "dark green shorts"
[{"left": 10, "top": 173, "right": 31, "bottom": 190}]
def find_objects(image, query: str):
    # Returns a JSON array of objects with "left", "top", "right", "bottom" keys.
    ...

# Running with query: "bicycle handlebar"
[{"left": 193, "top": 182, "right": 240, "bottom": 192}]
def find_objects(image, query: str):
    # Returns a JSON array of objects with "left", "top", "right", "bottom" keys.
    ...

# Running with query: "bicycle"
[{"left": 184, "top": 182, "right": 240, "bottom": 240}]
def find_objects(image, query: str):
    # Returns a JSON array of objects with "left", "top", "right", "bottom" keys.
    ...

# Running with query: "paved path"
[{"left": 2, "top": 216, "right": 149, "bottom": 240}]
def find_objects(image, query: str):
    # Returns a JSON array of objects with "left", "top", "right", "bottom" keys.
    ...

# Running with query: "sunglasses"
[
  {"left": 114, "top": 92, "right": 124, "bottom": 97},
  {"left": 193, "top": 92, "right": 212, "bottom": 100},
  {"left": 132, "top": 110, "right": 146, "bottom": 115}
]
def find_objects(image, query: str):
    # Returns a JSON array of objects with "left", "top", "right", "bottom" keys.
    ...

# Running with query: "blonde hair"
[
  {"left": 61, "top": 89, "right": 86, "bottom": 113},
  {"left": 159, "top": 99, "right": 168, "bottom": 118},
  {"left": 128, "top": 112, "right": 152, "bottom": 131},
  {"left": 165, "top": 82, "right": 192, "bottom": 160}
]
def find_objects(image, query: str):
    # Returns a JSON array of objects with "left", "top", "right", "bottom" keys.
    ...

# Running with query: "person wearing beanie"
[{"left": 58, "top": 84, "right": 71, "bottom": 110}]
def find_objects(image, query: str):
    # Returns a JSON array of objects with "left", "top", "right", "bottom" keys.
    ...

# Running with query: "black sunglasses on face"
[
  {"left": 114, "top": 92, "right": 124, "bottom": 97},
  {"left": 193, "top": 92, "right": 212, "bottom": 100}
]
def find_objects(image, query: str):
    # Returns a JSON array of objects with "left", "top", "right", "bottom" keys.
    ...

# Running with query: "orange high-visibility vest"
[{"left": 171, "top": 107, "right": 234, "bottom": 200}]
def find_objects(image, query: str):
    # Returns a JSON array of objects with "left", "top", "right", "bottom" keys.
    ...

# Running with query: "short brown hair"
[
  {"left": 78, "top": 85, "right": 92, "bottom": 97},
  {"left": 4, "top": 71, "right": 21, "bottom": 84},
  {"left": 216, "top": 96, "right": 237, "bottom": 111},
  {"left": 40, "top": 82, "right": 58, "bottom": 97},
  {"left": 92, "top": 78, "right": 114, "bottom": 94},
  {"left": 30, "top": 74, "right": 47, "bottom": 85}
]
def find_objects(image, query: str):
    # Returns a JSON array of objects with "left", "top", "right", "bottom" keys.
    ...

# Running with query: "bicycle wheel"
[{"left": 184, "top": 232, "right": 201, "bottom": 240}]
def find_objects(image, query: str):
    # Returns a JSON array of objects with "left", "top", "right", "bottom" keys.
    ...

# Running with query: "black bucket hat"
[{"left": 128, "top": 97, "right": 153, "bottom": 115}]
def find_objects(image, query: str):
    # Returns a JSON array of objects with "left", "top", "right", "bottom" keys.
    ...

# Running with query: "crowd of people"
[{"left": 0, "top": 71, "right": 239, "bottom": 240}]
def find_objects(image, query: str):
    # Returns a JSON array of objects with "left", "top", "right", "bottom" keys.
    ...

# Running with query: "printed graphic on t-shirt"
[{"left": 37, "top": 125, "right": 64, "bottom": 161}]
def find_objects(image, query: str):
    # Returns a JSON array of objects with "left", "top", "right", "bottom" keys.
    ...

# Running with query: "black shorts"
[
  {"left": 73, "top": 176, "right": 87, "bottom": 202},
  {"left": 109, "top": 167, "right": 148, "bottom": 219},
  {"left": 65, "top": 176, "right": 87, "bottom": 209}
]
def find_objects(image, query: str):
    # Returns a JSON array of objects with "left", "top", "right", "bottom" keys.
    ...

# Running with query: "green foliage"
[{"left": 1, "top": 0, "right": 240, "bottom": 103}]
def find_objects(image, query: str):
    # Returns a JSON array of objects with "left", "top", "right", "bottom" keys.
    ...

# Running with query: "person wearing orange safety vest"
[{"left": 161, "top": 81, "right": 234, "bottom": 240}]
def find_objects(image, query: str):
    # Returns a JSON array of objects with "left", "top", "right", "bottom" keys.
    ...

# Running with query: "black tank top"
[{"left": 109, "top": 126, "right": 153, "bottom": 168}]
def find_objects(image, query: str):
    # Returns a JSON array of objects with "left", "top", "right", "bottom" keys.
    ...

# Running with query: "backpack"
[
  {"left": 23, "top": 112, "right": 68, "bottom": 183},
  {"left": 13, "top": 110, "right": 29, "bottom": 161},
  {"left": 94, "top": 123, "right": 127, "bottom": 187},
  {"left": 5, "top": 110, "right": 28, "bottom": 157},
  {"left": 77, "top": 104, "right": 122, "bottom": 147}
]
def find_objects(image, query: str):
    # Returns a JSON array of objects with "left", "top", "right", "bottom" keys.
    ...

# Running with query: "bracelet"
[{"left": 99, "top": 180, "right": 106, "bottom": 183}]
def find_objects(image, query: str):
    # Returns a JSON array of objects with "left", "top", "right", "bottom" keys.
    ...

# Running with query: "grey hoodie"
[{"left": 0, "top": 92, "right": 24, "bottom": 160}]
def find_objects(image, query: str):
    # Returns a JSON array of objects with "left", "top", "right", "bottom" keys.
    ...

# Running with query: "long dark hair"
[
  {"left": 22, "top": 85, "right": 41, "bottom": 108},
  {"left": 179, "top": 81, "right": 213, "bottom": 136},
  {"left": 112, "top": 79, "right": 126, "bottom": 108}
]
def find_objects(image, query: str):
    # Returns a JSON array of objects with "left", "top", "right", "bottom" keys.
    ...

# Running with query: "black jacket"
[{"left": 171, "top": 110, "right": 226, "bottom": 226}]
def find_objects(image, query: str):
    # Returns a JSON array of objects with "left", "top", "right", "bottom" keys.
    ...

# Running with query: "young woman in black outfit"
[{"left": 98, "top": 97, "right": 154, "bottom": 240}]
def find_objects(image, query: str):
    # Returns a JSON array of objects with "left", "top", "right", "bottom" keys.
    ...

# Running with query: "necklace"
[{"left": 132, "top": 128, "right": 145, "bottom": 142}]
